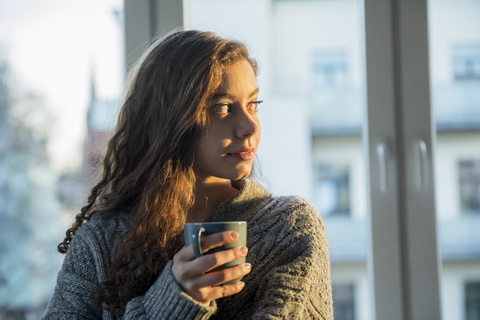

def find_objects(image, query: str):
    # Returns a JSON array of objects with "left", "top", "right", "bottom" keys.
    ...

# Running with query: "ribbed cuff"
[{"left": 142, "top": 260, "right": 217, "bottom": 319}]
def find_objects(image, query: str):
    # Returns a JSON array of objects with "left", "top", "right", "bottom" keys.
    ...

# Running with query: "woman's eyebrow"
[
  {"left": 249, "top": 88, "right": 260, "bottom": 98},
  {"left": 212, "top": 93, "right": 235, "bottom": 100},
  {"left": 212, "top": 88, "right": 259, "bottom": 100}
]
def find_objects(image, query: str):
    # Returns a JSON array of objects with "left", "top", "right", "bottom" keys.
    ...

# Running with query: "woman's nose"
[{"left": 235, "top": 109, "right": 260, "bottom": 139}]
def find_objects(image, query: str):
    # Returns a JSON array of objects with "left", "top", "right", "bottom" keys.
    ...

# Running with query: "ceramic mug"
[{"left": 184, "top": 221, "right": 247, "bottom": 285}]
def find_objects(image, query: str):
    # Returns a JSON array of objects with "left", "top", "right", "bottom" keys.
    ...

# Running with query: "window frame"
[{"left": 362, "top": 0, "right": 441, "bottom": 318}]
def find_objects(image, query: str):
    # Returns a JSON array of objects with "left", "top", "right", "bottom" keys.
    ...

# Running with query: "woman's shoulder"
[
  {"left": 247, "top": 189, "right": 326, "bottom": 243},
  {"left": 72, "top": 211, "right": 131, "bottom": 250},
  {"left": 58, "top": 212, "right": 132, "bottom": 286},
  {"left": 246, "top": 193, "right": 328, "bottom": 271},
  {"left": 262, "top": 192, "right": 322, "bottom": 224},
  {"left": 272, "top": 194, "right": 318, "bottom": 214}
]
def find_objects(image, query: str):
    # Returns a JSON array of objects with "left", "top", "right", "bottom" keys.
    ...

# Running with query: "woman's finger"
[
  {"left": 190, "top": 280, "right": 246, "bottom": 304},
  {"left": 175, "top": 246, "right": 248, "bottom": 283},
  {"left": 199, "top": 231, "right": 240, "bottom": 253},
  {"left": 210, "top": 280, "right": 246, "bottom": 299},
  {"left": 185, "top": 262, "right": 252, "bottom": 290},
  {"left": 193, "top": 245, "right": 248, "bottom": 274},
  {"left": 174, "top": 230, "right": 239, "bottom": 263},
  {"left": 173, "top": 244, "right": 196, "bottom": 263}
]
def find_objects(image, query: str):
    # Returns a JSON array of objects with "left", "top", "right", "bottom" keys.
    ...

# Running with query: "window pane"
[
  {"left": 333, "top": 283, "right": 356, "bottom": 320},
  {"left": 315, "top": 163, "right": 351, "bottom": 216},
  {"left": 187, "top": 1, "right": 370, "bottom": 318},
  {"left": 466, "top": 281, "right": 480, "bottom": 320},
  {"left": 428, "top": 0, "right": 480, "bottom": 318},
  {"left": 0, "top": 0, "right": 123, "bottom": 317},
  {"left": 458, "top": 160, "right": 480, "bottom": 214}
]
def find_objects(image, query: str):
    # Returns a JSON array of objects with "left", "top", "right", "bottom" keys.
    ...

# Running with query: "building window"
[
  {"left": 332, "top": 283, "right": 355, "bottom": 320},
  {"left": 459, "top": 160, "right": 480, "bottom": 214},
  {"left": 465, "top": 281, "right": 480, "bottom": 320},
  {"left": 313, "top": 50, "right": 347, "bottom": 88},
  {"left": 314, "top": 163, "right": 350, "bottom": 216},
  {"left": 453, "top": 45, "right": 480, "bottom": 81}
]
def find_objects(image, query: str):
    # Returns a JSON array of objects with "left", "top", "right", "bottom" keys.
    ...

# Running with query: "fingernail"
[
  {"left": 239, "top": 281, "right": 245, "bottom": 288},
  {"left": 240, "top": 246, "right": 248, "bottom": 255},
  {"left": 231, "top": 231, "right": 239, "bottom": 239},
  {"left": 244, "top": 263, "right": 251, "bottom": 271}
]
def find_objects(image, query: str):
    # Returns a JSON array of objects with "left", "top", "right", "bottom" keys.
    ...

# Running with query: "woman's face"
[{"left": 194, "top": 59, "right": 261, "bottom": 183}]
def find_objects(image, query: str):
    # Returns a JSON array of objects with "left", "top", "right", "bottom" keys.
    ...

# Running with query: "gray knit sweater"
[{"left": 42, "top": 178, "right": 333, "bottom": 319}]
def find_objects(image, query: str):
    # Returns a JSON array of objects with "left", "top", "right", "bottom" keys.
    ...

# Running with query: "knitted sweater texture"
[{"left": 42, "top": 178, "right": 333, "bottom": 319}]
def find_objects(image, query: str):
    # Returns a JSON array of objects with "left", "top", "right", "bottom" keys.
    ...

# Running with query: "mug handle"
[{"left": 192, "top": 226, "right": 205, "bottom": 258}]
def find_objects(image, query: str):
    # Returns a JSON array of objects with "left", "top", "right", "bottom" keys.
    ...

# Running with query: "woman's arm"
[
  {"left": 123, "top": 260, "right": 218, "bottom": 319},
  {"left": 41, "top": 221, "right": 218, "bottom": 320}
]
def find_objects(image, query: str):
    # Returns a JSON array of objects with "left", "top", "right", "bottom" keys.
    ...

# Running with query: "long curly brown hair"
[{"left": 57, "top": 30, "right": 257, "bottom": 317}]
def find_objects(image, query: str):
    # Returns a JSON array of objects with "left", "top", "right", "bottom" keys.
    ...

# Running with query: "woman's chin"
[
  {"left": 197, "top": 169, "right": 252, "bottom": 182},
  {"left": 227, "top": 168, "right": 252, "bottom": 181}
]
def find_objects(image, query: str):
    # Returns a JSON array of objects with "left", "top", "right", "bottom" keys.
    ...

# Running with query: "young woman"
[{"left": 42, "top": 30, "right": 333, "bottom": 319}]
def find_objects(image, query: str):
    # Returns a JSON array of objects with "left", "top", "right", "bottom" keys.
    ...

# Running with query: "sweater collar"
[{"left": 204, "top": 178, "right": 272, "bottom": 223}]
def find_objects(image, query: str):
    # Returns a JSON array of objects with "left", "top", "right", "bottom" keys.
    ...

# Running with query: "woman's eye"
[
  {"left": 211, "top": 101, "right": 263, "bottom": 115},
  {"left": 213, "top": 104, "right": 231, "bottom": 114},
  {"left": 249, "top": 100, "right": 263, "bottom": 112}
]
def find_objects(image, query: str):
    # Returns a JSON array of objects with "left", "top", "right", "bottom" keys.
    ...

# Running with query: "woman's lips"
[{"left": 227, "top": 147, "right": 255, "bottom": 161}]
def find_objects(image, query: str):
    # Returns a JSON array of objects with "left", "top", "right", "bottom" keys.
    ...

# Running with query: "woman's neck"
[{"left": 188, "top": 178, "right": 239, "bottom": 223}]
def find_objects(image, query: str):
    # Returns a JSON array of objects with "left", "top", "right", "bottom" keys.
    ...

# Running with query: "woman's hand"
[{"left": 172, "top": 231, "right": 251, "bottom": 305}]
